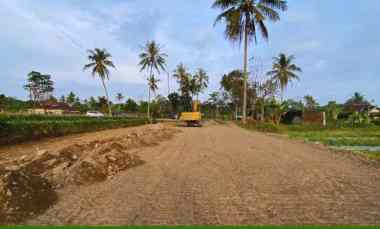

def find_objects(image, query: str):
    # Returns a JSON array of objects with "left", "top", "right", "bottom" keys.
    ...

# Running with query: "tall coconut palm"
[
  {"left": 139, "top": 41, "right": 167, "bottom": 122},
  {"left": 213, "top": 0, "right": 287, "bottom": 123},
  {"left": 84, "top": 48, "right": 116, "bottom": 116},
  {"left": 116, "top": 93, "right": 124, "bottom": 103},
  {"left": 173, "top": 63, "right": 192, "bottom": 97},
  {"left": 267, "top": 53, "right": 302, "bottom": 101},
  {"left": 193, "top": 68, "right": 209, "bottom": 101},
  {"left": 148, "top": 75, "right": 160, "bottom": 96}
]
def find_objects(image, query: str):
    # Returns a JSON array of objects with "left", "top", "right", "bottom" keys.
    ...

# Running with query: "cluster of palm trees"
[
  {"left": 138, "top": 41, "right": 168, "bottom": 121},
  {"left": 83, "top": 41, "right": 208, "bottom": 121},
  {"left": 83, "top": 42, "right": 167, "bottom": 120},
  {"left": 173, "top": 64, "right": 209, "bottom": 101},
  {"left": 213, "top": 0, "right": 294, "bottom": 123},
  {"left": 83, "top": 0, "right": 298, "bottom": 123}
]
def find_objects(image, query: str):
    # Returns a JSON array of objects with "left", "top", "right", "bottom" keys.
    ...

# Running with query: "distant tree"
[
  {"left": 148, "top": 76, "right": 160, "bottom": 98},
  {"left": 154, "top": 95, "right": 171, "bottom": 118},
  {"left": 66, "top": 92, "right": 76, "bottom": 106},
  {"left": 220, "top": 70, "right": 244, "bottom": 119},
  {"left": 348, "top": 92, "right": 365, "bottom": 104},
  {"left": 213, "top": 0, "right": 288, "bottom": 123},
  {"left": 304, "top": 95, "right": 319, "bottom": 111},
  {"left": 73, "top": 97, "right": 82, "bottom": 111},
  {"left": 256, "top": 80, "right": 278, "bottom": 121},
  {"left": 267, "top": 53, "right": 302, "bottom": 101},
  {"left": 0, "top": 94, "right": 6, "bottom": 111},
  {"left": 180, "top": 94, "right": 193, "bottom": 112},
  {"left": 46, "top": 95, "right": 58, "bottom": 105},
  {"left": 116, "top": 93, "right": 124, "bottom": 103},
  {"left": 343, "top": 92, "right": 372, "bottom": 114},
  {"left": 285, "top": 99, "right": 304, "bottom": 111},
  {"left": 173, "top": 63, "right": 192, "bottom": 98},
  {"left": 193, "top": 68, "right": 209, "bottom": 100},
  {"left": 326, "top": 101, "right": 342, "bottom": 125},
  {"left": 88, "top": 96, "right": 98, "bottom": 110},
  {"left": 139, "top": 40, "right": 167, "bottom": 122},
  {"left": 0, "top": 94, "right": 30, "bottom": 112},
  {"left": 98, "top": 96, "right": 109, "bottom": 114},
  {"left": 23, "top": 71, "right": 54, "bottom": 107},
  {"left": 208, "top": 91, "right": 222, "bottom": 118},
  {"left": 168, "top": 92, "right": 181, "bottom": 114},
  {"left": 59, "top": 95, "right": 66, "bottom": 103},
  {"left": 266, "top": 99, "right": 288, "bottom": 125},
  {"left": 84, "top": 48, "right": 116, "bottom": 116},
  {"left": 125, "top": 98, "right": 138, "bottom": 113},
  {"left": 139, "top": 101, "right": 149, "bottom": 114}
]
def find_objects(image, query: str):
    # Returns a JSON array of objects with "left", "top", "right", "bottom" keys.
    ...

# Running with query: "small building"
[
  {"left": 27, "top": 108, "right": 46, "bottom": 115},
  {"left": 369, "top": 107, "right": 380, "bottom": 119},
  {"left": 27, "top": 103, "right": 78, "bottom": 115}
]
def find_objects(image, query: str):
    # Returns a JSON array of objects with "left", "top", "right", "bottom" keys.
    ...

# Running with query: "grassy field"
[
  {"left": 240, "top": 122, "right": 380, "bottom": 161},
  {"left": 0, "top": 114, "right": 149, "bottom": 145}
]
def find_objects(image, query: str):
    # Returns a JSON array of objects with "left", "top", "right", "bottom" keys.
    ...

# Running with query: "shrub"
[
  {"left": 241, "top": 121, "right": 283, "bottom": 133},
  {"left": 373, "top": 119, "right": 380, "bottom": 126},
  {"left": 0, "top": 115, "right": 148, "bottom": 145},
  {"left": 286, "top": 124, "right": 326, "bottom": 132}
]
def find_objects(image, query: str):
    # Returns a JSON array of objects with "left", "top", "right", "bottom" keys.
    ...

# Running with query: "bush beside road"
[{"left": 0, "top": 115, "right": 149, "bottom": 145}]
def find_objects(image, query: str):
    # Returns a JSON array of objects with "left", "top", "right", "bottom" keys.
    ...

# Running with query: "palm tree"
[
  {"left": 213, "top": 0, "right": 287, "bottom": 123},
  {"left": 116, "top": 93, "right": 124, "bottom": 103},
  {"left": 193, "top": 68, "right": 209, "bottom": 101},
  {"left": 304, "top": 95, "right": 318, "bottom": 111},
  {"left": 83, "top": 48, "right": 116, "bottom": 116},
  {"left": 173, "top": 63, "right": 192, "bottom": 97},
  {"left": 148, "top": 75, "right": 160, "bottom": 96},
  {"left": 138, "top": 41, "right": 167, "bottom": 121},
  {"left": 267, "top": 53, "right": 302, "bottom": 101}
]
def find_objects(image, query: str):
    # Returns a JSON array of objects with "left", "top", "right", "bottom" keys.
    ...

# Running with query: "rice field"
[{"left": 287, "top": 126, "right": 380, "bottom": 161}]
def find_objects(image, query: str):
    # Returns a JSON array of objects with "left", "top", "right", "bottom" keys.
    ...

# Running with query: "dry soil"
[{"left": 2, "top": 122, "right": 380, "bottom": 226}]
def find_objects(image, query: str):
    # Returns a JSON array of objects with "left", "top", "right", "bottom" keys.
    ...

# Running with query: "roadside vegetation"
[
  {"left": 0, "top": 115, "right": 148, "bottom": 145},
  {"left": 239, "top": 121, "right": 380, "bottom": 162}
]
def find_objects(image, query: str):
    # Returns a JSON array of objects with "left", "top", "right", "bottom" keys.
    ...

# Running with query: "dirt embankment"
[{"left": 0, "top": 124, "right": 180, "bottom": 224}]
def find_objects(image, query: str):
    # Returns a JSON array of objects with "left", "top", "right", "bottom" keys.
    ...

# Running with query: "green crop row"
[
  {"left": 0, "top": 114, "right": 138, "bottom": 122},
  {"left": 0, "top": 116, "right": 149, "bottom": 145}
]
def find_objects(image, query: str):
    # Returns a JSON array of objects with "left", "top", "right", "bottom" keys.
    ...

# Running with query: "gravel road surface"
[{"left": 24, "top": 122, "right": 380, "bottom": 225}]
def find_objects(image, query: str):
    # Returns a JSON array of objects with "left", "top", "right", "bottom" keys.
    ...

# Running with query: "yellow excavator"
[{"left": 179, "top": 101, "right": 202, "bottom": 127}]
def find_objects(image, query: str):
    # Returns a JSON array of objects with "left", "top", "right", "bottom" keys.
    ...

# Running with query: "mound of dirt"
[
  {"left": 0, "top": 169, "right": 57, "bottom": 224},
  {"left": 0, "top": 124, "right": 179, "bottom": 224}
]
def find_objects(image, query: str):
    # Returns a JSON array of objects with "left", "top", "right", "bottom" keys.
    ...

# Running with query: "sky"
[{"left": 1, "top": 0, "right": 379, "bottom": 105}]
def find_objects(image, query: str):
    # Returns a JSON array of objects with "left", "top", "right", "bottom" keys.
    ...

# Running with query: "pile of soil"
[
  {"left": 0, "top": 124, "right": 179, "bottom": 224},
  {"left": 0, "top": 169, "right": 57, "bottom": 224}
]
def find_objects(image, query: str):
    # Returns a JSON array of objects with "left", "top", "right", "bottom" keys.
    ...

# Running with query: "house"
[
  {"left": 28, "top": 103, "right": 78, "bottom": 115},
  {"left": 343, "top": 101, "right": 373, "bottom": 113},
  {"left": 369, "top": 107, "right": 380, "bottom": 119}
]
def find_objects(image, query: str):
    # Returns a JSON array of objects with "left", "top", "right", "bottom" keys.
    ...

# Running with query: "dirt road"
[{"left": 21, "top": 122, "right": 380, "bottom": 225}]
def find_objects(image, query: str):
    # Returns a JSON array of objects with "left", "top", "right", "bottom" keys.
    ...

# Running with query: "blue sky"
[{"left": 1, "top": 0, "right": 379, "bottom": 105}]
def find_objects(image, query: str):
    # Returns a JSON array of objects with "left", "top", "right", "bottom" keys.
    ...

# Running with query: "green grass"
[
  {"left": 239, "top": 122, "right": 380, "bottom": 162},
  {"left": 367, "top": 152, "right": 380, "bottom": 161},
  {"left": 0, "top": 114, "right": 149, "bottom": 145},
  {"left": 238, "top": 121, "right": 284, "bottom": 133}
]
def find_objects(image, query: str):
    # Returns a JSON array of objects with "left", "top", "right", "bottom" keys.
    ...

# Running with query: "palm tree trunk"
[
  {"left": 100, "top": 78, "right": 112, "bottom": 116},
  {"left": 261, "top": 99, "right": 265, "bottom": 122},
  {"left": 242, "top": 26, "right": 248, "bottom": 124},
  {"left": 147, "top": 66, "right": 153, "bottom": 123},
  {"left": 235, "top": 103, "right": 238, "bottom": 120},
  {"left": 281, "top": 90, "right": 284, "bottom": 103},
  {"left": 148, "top": 88, "right": 151, "bottom": 123}
]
